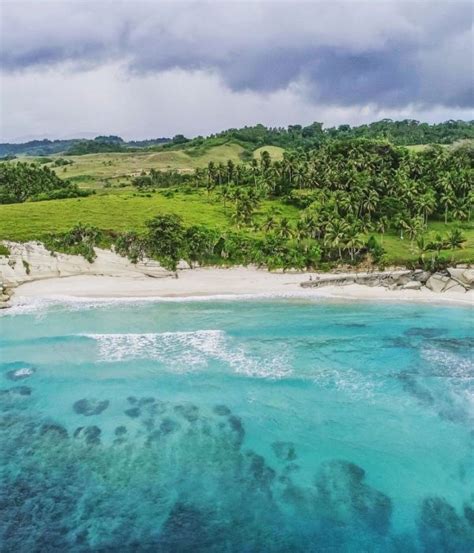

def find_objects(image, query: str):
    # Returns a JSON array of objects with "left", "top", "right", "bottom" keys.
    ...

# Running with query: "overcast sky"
[{"left": 1, "top": 0, "right": 473, "bottom": 142}]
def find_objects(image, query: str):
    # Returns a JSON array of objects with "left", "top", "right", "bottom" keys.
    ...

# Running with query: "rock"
[
  {"left": 412, "top": 270, "right": 431, "bottom": 283},
  {"left": 114, "top": 425, "right": 127, "bottom": 436},
  {"left": 447, "top": 268, "right": 474, "bottom": 289},
  {"left": 394, "top": 274, "right": 412, "bottom": 286},
  {"left": 6, "top": 367, "right": 36, "bottom": 381},
  {"left": 73, "top": 398, "right": 109, "bottom": 416},
  {"left": 402, "top": 281, "right": 422, "bottom": 290},
  {"left": 0, "top": 240, "right": 173, "bottom": 296},
  {"left": 176, "top": 260, "right": 191, "bottom": 270},
  {"left": 461, "top": 269, "right": 474, "bottom": 286},
  {"left": 425, "top": 273, "right": 451, "bottom": 293},
  {"left": 443, "top": 280, "right": 467, "bottom": 294}
]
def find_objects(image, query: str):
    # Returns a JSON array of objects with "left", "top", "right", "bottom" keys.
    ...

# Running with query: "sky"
[{"left": 0, "top": 0, "right": 473, "bottom": 142}]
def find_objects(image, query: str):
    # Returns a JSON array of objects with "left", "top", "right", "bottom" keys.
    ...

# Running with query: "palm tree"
[
  {"left": 445, "top": 228, "right": 466, "bottom": 258},
  {"left": 415, "top": 190, "right": 436, "bottom": 226},
  {"left": 362, "top": 189, "right": 379, "bottom": 222},
  {"left": 439, "top": 187, "right": 455, "bottom": 224},
  {"left": 451, "top": 198, "right": 468, "bottom": 221},
  {"left": 325, "top": 218, "right": 350, "bottom": 260},
  {"left": 402, "top": 216, "right": 424, "bottom": 252},
  {"left": 344, "top": 227, "right": 364, "bottom": 262},
  {"left": 276, "top": 218, "right": 293, "bottom": 240},
  {"left": 375, "top": 216, "right": 389, "bottom": 244},
  {"left": 261, "top": 214, "right": 277, "bottom": 233}
]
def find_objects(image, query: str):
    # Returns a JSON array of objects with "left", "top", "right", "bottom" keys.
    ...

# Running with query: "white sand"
[{"left": 12, "top": 268, "right": 474, "bottom": 306}]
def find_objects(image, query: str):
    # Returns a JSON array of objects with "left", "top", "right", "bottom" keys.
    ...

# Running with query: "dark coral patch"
[
  {"left": 213, "top": 404, "right": 231, "bottom": 416},
  {"left": 124, "top": 407, "right": 141, "bottom": 418},
  {"left": 73, "top": 425, "right": 101, "bottom": 446},
  {"left": 40, "top": 423, "right": 68, "bottom": 440},
  {"left": 315, "top": 460, "right": 392, "bottom": 534},
  {"left": 272, "top": 441, "right": 297, "bottom": 462},
  {"left": 160, "top": 417, "right": 180, "bottom": 435},
  {"left": 73, "top": 398, "right": 109, "bottom": 416},
  {"left": 174, "top": 403, "right": 199, "bottom": 423}
]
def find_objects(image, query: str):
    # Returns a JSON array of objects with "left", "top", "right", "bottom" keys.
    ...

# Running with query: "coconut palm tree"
[
  {"left": 344, "top": 227, "right": 364, "bottom": 262},
  {"left": 445, "top": 228, "right": 466, "bottom": 254},
  {"left": 276, "top": 218, "right": 294, "bottom": 240}
]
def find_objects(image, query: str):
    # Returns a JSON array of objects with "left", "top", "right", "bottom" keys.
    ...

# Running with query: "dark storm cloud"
[{"left": 1, "top": 1, "right": 473, "bottom": 109}]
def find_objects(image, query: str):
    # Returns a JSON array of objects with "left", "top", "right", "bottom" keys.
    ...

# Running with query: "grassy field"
[
  {"left": 253, "top": 145, "right": 285, "bottom": 160},
  {"left": 374, "top": 222, "right": 474, "bottom": 264},
  {"left": 0, "top": 189, "right": 299, "bottom": 241},
  {"left": 0, "top": 187, "right": 472, "bottom": 264},
  {"left": 18, "top": 143, "right": 250, "bottom": 189}
]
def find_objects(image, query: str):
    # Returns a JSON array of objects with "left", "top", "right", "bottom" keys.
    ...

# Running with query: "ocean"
[{"left": 1, "top": 298, "right": 473, "bottom": 552}]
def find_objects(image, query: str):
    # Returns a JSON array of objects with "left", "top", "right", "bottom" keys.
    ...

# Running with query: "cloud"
[
  {"left": 2, "top": 61, "right": 473, "bottom": 142},
  {"left": 2, "top": 1, "right": 473, "bottom": 107},
  {"left": 0, "top": 1, "right": 472, "bottom": 140}
]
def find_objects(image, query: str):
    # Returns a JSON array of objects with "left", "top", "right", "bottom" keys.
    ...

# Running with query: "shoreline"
[
  {"left": 9, "top": 270, "right": 474, "bottom": 308},
  {"left": 1, "top": 241, "right": 472, "bottom": 309}
]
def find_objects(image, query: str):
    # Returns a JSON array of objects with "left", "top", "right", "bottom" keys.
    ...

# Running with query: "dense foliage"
[
  {"left": 163, "top": 120, "right": 474, "bottom": 154},
  {"left": 0, "top": 162, "right": 91, "bottom": 204},
  {"left": 130, "top": 140, "right": 473, "bottom": 267}
]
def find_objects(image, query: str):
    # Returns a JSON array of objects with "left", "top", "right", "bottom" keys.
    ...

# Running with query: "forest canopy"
[{"left": 0, "top": 162, "right": 91, "bottom": 204}]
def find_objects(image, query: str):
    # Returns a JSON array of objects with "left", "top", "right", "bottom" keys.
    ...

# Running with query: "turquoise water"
[{"left": 1, "top": 299, "right": 473, "bottom": 552}]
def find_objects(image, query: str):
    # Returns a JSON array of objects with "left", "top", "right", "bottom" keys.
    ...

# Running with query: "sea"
[{"left": 1, "top": 298, "right": 473, "bottom": 552}]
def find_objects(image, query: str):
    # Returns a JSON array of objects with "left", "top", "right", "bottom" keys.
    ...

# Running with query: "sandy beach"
[{"left": 12, "top": 268, "right": 474, "bottom": 306}]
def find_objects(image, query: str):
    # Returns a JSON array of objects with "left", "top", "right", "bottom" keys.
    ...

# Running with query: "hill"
[{"left": 2, "top": 119, "right": 473, "bottom": 158}]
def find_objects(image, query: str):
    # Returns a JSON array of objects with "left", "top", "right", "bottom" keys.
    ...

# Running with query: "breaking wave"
[{"left": 81, "top": 330, "right": 292, "bottom": 379}]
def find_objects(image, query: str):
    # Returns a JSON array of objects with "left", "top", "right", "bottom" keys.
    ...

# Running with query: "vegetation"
[
  {"left": 1, "top": 121, "right": 473, "bottom": 270},
  {"left": 0, "top": 162, "right": 91, "bottom": 204},
  {"left": 1, "top": 120, "right": 473, "bottom": 159},
  {"left": 173, "top": 120, "right": 474, "bottom": 153}
]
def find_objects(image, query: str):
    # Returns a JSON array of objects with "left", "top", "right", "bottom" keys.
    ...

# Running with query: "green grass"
[
  {"left": 0, "top": 187, "right": 472, "bottom": 264},
  {"left": 253, "top": 145, "right": 285, "bottom": 160},
  {"left": 0, "top": 189, "right": 298, "bottom": 242},
  {"left": 374, "top": 221, "right": 474, "bottom": 264}
]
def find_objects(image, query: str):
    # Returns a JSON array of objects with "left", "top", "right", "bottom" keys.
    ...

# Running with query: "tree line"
[
  {"left": 0, "top": 162, "right": 91, "bottom": 203},
  {"left": 133, "top": 140, "right": 472, "bottom": 263},
  {"left": 2, "top": 119, "right": 473, "bottom": 157}
]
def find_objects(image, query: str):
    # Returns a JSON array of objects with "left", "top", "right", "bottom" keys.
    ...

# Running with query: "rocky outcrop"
[
  {"left": 0, "top": 241, "right": 174, "bottom": 306},
  {"left": 301, "top": 268, "right": 473, "bottom": 295}
]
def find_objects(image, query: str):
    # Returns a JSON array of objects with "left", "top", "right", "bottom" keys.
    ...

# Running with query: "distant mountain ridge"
[
  {"left": 1, "top": 119, "right": 473, "bottom": 157},
  {"left": 0, "top": 136, "right": 171, "bottom": 157}
]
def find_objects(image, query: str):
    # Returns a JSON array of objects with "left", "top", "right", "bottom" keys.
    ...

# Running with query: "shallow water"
[{"left": 1, "top": 299, "right": 473, "bottom": 552}]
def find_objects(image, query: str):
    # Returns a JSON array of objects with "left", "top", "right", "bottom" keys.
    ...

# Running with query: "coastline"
[
  {"left": 10, "top": 269, "right": 474, "bottom": 307},
  {"left": 1, "top": 241, "right": 472, "bottom": 308}
]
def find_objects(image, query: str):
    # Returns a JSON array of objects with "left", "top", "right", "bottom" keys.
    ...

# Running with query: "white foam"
[
  {"left": 82, "top": 330, "right": 292, "bottom": 379},
  {"left": 421, "top": 346, "right": 474, "bottom": 380}
]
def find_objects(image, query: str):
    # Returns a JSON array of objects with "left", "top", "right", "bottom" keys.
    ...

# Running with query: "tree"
[
  {"left": 146, "top": 214, "right": 185, "bottom": 271},
  {"left": 445, "top": 228, "right": 466, "bottom": 255},
  {"left": 276, "top": 217, "right": 293, "bottom": 240}
]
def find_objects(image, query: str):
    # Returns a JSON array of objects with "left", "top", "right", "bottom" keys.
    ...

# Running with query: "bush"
[{"left": 44, "top": 224, "right": 103, "bottom": 263}]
